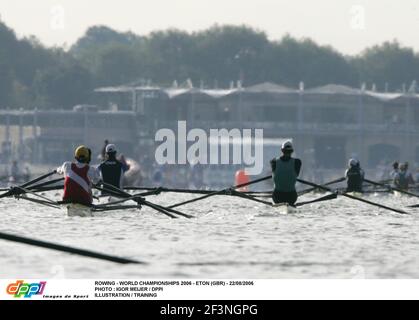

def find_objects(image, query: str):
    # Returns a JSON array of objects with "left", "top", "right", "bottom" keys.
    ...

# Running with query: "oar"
[
  {"left": 13, "top": 186, "right": 59, "bottom": 205},
  {"left": 0, "top": 231, "right": 143, "bottom": 264},
  {"left": 124, "top": 186, "right": 212, "bottom": 195},
  {"left": 17, "top": 195, "right": 61, "bottom": 209},
  {"left": 94, "top": 191, "right": 155, "bottom": 208},
  {"left": 297, "top": 178, "right": 409, "bottom": 215},
  {"left": 124, "top": 187, "right": 274, "bottom": 199},
  {"left": 106, "top": 183, "right": 195, "bottom": 219},
  {"left": 229, "top": 189, "right": 274, "bottom": 206},
  {"left": 29, "top": 178, "right": 64, "bottom": 190},
  {"left": 0, "top": 170, "right": 57, "bottom": 199},
  {"left": 295, "top": 193, "right": 338, "bottom": 207},
  {"left": 364, "top": 178, "right": 419, "bottom": 199},
  {"left": 93, "top": 205, "right": 142, "bottom": 212},
  {"left": 94, "top": 184, "right": 180, "bottom": 219},
  {"left": 29, "top": 185, "right": 65, "bottom": 193},
  {"left": 298, "top": 177, "right": 346, "bottom": 196},
  {"left": 96, "top": 183, "right": 185, "bottom": 218},
  {"left": 20, "top": 170, "right": 57, "bottom": 188},
  {"left": 168, "top": 175, "right": 272, "bottom": 209}
]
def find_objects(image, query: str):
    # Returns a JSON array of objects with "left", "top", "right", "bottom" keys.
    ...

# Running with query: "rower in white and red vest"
[{"left": 56, "top": 145, "right": 100, "bottom": 205}]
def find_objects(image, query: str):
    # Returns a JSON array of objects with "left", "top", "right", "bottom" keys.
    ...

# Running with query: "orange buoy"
[{"left": 235, "top": 169, "right": 250, "bottom": 192}]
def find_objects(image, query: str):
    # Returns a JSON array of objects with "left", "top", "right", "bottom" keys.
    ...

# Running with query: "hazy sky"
[{"left": 0, "top": 0, "right": 418, "bottom": 55}]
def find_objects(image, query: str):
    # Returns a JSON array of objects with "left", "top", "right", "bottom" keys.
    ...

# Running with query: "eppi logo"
[{"left": 6, "top": 280, "right": 46, "bottom": 298}]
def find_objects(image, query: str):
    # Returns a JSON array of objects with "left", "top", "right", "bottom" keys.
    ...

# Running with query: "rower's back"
[
  {"left": 345, "top": 159, "right": 364, "bottom": 193},
  {"left": 394, "top": 171, "right": 409, "bottom": 190},
  {"left": 98, "top": 155, "right": 128, "bottom": 189},
  {"left": 346, "top": 166, "right": 364, "bottom": 192},
  {"left": 272, "top": 157, "right": 298, "bottom": 192},
  {"left": 270, "top": 141, "right": 302, "bottom": 206}
]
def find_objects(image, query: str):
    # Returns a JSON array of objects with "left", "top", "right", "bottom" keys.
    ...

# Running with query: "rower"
[
  {"left": 394, "top": 162, "right": 414, "bottom": 190},
  {"left": 9, "top": 160, "right": 20, "bottom": 182},
  {"left": 56, "top": 145, "right": 100, "bottom": 206},
  {"left": 390, "top": 161, "right": 399, "bottom": 180},
  {"left": 345, "top": 159, "right": 364, "bottom": 193},
  {"left": 98, "top": 144, "right": 129, "bottom": 191},
  {"left": 271, "top": 141, "right": 302, "bottom": 206}
]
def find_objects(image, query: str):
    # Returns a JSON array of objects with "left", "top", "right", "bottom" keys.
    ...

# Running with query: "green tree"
[
  {"left": 33, "top": 62, "right": 93, "bottom": 109},
  {"left": 190, "top": 25, "right": 270, "bottom": 87},
  {"left": 352, "top": 41, "right": 419, "bottom": 91},
  {"left": 95, "top": 45, "right": 144, "bottom": 86},
  {"left": 145, "top": 29, "right": 195, "bottom": 84},
  {"left": 264, "top": 36, "right": 357, "bottom": 87}
]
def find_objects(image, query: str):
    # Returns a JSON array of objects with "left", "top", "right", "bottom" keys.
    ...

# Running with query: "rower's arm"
[
  {"left": 88, "top": 166, "right": 101, "bottom": 185},
  {"left": 56, "top": 162, "right": 70, "bottom": 175},
  {"left": 295, "top": 159, "right": 302, "bottom": 176},
  {"left": 270, "top": 159, "right": 276, "bottom": 172}
]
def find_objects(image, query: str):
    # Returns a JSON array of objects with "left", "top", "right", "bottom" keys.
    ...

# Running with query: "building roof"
[
  {"left": 364, "top": 91, "right": 404, "bottom": 102},
  {"left": 94, "top": 83, "right": 419, "bottom": 104},
  {"left": 306, "top": 84, "right": 362, "bottom": 95},
  {"left": 94, "top": 85, "right": 162, "bottom": 93},
  {"left": 246, "top": 82, "right": 296, "bottom": 93}
]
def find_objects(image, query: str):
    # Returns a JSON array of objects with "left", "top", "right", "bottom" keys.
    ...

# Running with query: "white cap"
[
  {"left": 281, "top": 140, "right": 294, "bottom": 151},
  {"left": 106, "top": 144, "right": 117, "bottom": 153},
  {"left": 349, "top": 158, "right": 358, "bottom": 167}
]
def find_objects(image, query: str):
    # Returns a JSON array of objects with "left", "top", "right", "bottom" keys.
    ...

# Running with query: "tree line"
[{"left": 1, "top": 21, "right": 419, "bottom": 110}]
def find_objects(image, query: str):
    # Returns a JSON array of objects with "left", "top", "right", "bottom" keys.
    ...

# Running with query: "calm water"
[{"left": 1, "top": 191, "right": 419, "bottom": 279}]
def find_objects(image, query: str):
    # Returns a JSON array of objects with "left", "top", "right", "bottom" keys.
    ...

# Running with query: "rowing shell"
[
  {"left": 257, "top": 203, "right": 298, "bottom": 217},
  {"left": 344, "top": 191, "right": 364, "bottom": 198},
  {"left": 273, "top": 203, "right": 298, "bottom": 215},
  {"left": 65, "top": 203, "right": 93, "bottom": 217}
]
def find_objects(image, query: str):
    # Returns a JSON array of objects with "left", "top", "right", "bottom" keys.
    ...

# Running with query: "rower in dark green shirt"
[{"left": 270, "top": 141, "right": 302, "bottom": 206}]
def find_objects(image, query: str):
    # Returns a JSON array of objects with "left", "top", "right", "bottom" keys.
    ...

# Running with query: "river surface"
[{"left": 1, "top": 190, "right": 419, "bottom": 279}]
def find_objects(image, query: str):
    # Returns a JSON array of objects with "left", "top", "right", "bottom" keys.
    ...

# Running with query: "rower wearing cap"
[
  {"left": 394, "top": 162, "right": 414, "bottom": 190},
  {"left": 271, "top": 141, "right": 302, "bottom": 206},
  {"left": 98, "top": 144, "right": 130, "bottom": 190},
  {"left": 345, "top": 159, "right": 364, "bottom": 193},
  {"left": 390, "top": 161, "right": 399, "bottom": 180},
  {"left": 56, "top": 145, "right": 100, "bottom": 205}
]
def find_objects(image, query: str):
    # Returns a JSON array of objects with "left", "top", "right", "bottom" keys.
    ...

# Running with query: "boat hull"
[
  {"left": 65, "top": 203, "right": 93, "bottom": 217},
  {"left": 272, "top": 203, "right": 298, "bottom": 215}
]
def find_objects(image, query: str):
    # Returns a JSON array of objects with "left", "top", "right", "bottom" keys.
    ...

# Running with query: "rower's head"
[
  {"left": 348, "top": 158, "right": 359, "bottom": 168},
  {"left": 281, "top": 141, "right": 294, "bottom": 156},
  {"left": 400, "top": 163, "right": 407, "bottom": 171},
  {"left": 393, "top": 161, "right": 399, "bottom": 170},
  {"left": 106, "top": 144, "right": 117, "bottom": 159},
  {"left": 75, "top": 145, "right": 89, "bottom": 164}
]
